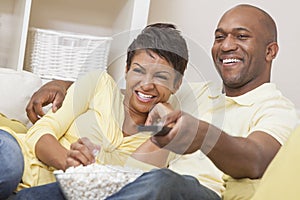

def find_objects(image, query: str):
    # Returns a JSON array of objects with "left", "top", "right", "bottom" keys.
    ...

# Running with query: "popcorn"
[{"left": 54, "top": 164, "right": 143, "bottom": 200}]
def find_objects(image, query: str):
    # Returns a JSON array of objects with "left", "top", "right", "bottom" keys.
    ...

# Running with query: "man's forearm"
[
  {"left": 201, "top": 121, "right": 280, "bottom": 178},
  {"left": 55, "top": 80, "right": 73, "bottom": 92}
]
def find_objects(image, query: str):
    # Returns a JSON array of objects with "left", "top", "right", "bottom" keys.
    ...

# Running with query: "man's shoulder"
[{"left": 169, "top": 81, "right": 221, "bottom": 116}]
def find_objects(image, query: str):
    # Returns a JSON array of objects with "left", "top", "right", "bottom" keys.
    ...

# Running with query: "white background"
[{"left": 148, "top": 0, "right": 300, "bottom": 112}]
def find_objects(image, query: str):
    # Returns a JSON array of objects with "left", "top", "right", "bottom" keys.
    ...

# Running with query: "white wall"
[{"left": 148, "top": 0, "right": 300, "bottom": 111}]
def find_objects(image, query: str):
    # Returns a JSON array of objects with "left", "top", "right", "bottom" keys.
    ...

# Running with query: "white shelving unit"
[
  {"left": 0, "top": 0, "right": 31, "bottom": 70},
  {"left": 0, "top": 0, "right": 150, "bottom": 83}
]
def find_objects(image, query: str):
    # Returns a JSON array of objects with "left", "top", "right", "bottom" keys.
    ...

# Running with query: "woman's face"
[{"left": 124, "top": 50, "right": 180, "bottom": 115}]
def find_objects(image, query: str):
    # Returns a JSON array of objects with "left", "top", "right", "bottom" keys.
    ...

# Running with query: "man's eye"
[
  {"left": 237, "top": 34, "right": 249, "bottom": 39},
  {"left": 215, "top": 34, "right": 225, "bottom": 40}
]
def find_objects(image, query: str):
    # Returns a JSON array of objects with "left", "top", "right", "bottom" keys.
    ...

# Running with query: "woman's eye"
[
  {"left": 133, "top": 68, "right": 143, "bottom": 74},
  {"left": 155, "top": 75, "right": 168, "bottom": 80}
]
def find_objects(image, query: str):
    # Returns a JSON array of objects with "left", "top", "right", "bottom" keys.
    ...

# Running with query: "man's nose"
[{"left": 220, "top": 35, "right": 238, "bottom": 52}]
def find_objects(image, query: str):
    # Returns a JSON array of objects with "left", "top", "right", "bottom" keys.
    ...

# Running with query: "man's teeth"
[
  {"left": 223, "top": 58, "right": 241, "bottom": 64},
  {"left": 137, "top": 92, "right": 153, "bottom": 99}
]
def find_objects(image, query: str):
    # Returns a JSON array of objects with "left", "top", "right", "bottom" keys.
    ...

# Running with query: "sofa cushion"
[{"left": 0, "top": 68, "right": 42, "bottom": 126}]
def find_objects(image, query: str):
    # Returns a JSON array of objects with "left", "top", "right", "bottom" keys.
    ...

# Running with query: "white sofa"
[{"left": 0, "top": 67, "right": 42, "bottom": 127}]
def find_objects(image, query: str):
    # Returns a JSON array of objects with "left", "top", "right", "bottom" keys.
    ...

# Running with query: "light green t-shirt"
[{"left": 168, "top": 83, "right": 298, "bottom": 198}]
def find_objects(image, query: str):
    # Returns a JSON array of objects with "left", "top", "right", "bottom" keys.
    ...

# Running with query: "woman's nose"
[{"left": 140, "top": 75, "right": 155, "bottom": 90}]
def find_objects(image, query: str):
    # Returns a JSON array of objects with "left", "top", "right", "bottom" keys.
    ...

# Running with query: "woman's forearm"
[
  {"left": 132, "top": 139, "right": 170, "bottom": 168},
  {"left": 35, "top": 134, "right": 68, "bottom": 170}
]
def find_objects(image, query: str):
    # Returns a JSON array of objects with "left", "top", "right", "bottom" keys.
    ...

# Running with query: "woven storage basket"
[{"left": 25, "top": 28, "right": 112, "bottom": 81}]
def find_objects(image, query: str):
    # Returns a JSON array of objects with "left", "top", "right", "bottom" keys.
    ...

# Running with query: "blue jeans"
[
  {"left": 107, "top": 168, "right": 220, "bottom": 200},
  {"left": 14, "top": 182, "right": 65, "bottom": 200},
  {"left": 0, "top": 130, "right": 24, "bottom": 200},
  {"left": 15, "top": 168, "right": 220, "bottom": 200}
]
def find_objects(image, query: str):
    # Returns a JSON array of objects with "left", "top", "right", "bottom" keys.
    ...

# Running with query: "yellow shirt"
[
  {"left": 16, "top": 70, "right": 151, "bottom": 189},
  {"left": 168, "top": 83, "right": 298, "bottom": 197},
  {"left": 252, "top": 125, "right": 300, "bottom": 200},
  {"left": 0, "top": 113, "right": 27, "bottom": 133}
]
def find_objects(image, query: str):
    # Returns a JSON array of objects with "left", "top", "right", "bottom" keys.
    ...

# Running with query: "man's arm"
[
  {"left": 150, "top": 111, "right": 280, "bottom": 179},
  {"left": 26, "top": 80, "right": 73, "bottom": 123},
  {"left": 200, "top": 121, "right": 280, "bottom": 179}
]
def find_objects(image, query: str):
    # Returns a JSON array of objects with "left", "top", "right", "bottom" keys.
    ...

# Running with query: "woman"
[{"left": 11, "top": 23, "right": 189, "bottom": 192}]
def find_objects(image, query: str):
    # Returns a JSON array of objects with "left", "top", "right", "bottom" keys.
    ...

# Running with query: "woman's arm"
[
  {"left": 131, "top": 139, "right": 170, "bottom": 168},
  {"left": 131, "top": 103, "right": 174, "bottom": 168},
  {"left": 66, "top": 137, "right": 101, "bottom": 169},
  {"left": 35, "top": 134, "right": 68, "bottom": 170},
  {"left": 28, "top": 71, "right": 112, "bottom": 170}
]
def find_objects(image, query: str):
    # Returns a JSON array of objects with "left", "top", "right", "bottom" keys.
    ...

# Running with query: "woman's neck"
[{"left": 122, "top": 106, "right": 148, "bottom": 137}]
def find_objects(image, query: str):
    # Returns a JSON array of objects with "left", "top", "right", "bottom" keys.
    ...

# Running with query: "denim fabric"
[
  {"left": 107, "top": 168, "right": 221, "bottom": 200},
  {"left": 14, "top": 182, "right": 65, "bottom": 200},
  {"left": 0, "top": 130, "right": 24, "bottom": 200},
  {"left": 15, "top": 169, "right": 221, "bottom": 200}
]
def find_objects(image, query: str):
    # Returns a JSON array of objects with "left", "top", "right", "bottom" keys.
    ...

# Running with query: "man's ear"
[{"left": 266, "top": 42, "right": 279, "bottom": 62}]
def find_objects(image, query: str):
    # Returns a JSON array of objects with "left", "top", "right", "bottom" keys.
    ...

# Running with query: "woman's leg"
[
  {"left": 15, "top": 182, "right": 65, "bottom": 200},
  {"left": 107, "top": 168, "right": 221, "bottom": 200},
  {"left": 15, "top": 168, "right": 221, "bottom": 200},
  {"left": 0, "top": 129, "right": 24, "bottom": 200}
]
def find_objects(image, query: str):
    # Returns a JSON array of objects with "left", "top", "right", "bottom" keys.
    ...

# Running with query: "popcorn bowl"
[{"left": 54, "top": 164, "right": 143, "bottom": 200}]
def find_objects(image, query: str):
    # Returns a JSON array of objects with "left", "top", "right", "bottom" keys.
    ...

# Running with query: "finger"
[
  {"left": 69, "top": 144, "right": 95, "bottom": 165},
  {"left": 162, "top": 110, "right": 182, "bottom": 126},
  {"left": 33, "top": 101, "right": 46, "bottom": 117},
  {"left": 145, "top": 112, "right": 156, "bottom": 125},
  {"left": 150, "top": 112, "right": 182, "bottom": 148},
  {"left": 66, "top": 156, "right": 82, "bottom": 168},
  {"left": 146, "top": 103, "right": 175, "bottom": 126},
  {"left": 26, "top": 108, "right": 39, "bottom": 124},
  {"left": 26, "top": 100, "right": 43, "bottom": 124},
  {"left": 52, "top": 93, "right": 65, "bottom": 113},
  {"left": 80, "top": 137, "right": 101, "bottom": 156},
  {"left": 72, "top": 139, "right": 97, "bottom": 162},
  {"left": 150, "top": 131, "right": 173, "bottom": 148},
  {"left": 145, "top": 105, "right": 162, "bottom": 125}
]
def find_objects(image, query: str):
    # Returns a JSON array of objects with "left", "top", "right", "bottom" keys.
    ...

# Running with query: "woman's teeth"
[{"left": 137, "top": 92, "right": 153, "bottom": 99}]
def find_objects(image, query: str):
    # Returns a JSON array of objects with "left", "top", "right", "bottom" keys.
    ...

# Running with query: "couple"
[{"left": 5, "top": 4, "right": 298, "bottom": 200}]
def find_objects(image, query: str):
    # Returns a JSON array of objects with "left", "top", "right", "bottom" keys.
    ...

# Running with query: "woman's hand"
[
  {"left": 145, "top": 102, "right": 174, "bottom": 126},
  {"left": 66, "top": 137, "right": 101, "bottom": 169},
  {"left": 131, "top": 103, "right": 174, "bottom": 167}
]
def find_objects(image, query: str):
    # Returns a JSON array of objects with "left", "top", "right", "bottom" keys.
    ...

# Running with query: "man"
[{"left": 20, "top": 4, "right": 298, "bottom": 200}]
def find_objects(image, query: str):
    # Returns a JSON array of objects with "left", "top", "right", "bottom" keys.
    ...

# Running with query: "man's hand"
[
  {"left": 26, "top": 80, "right": 73, "bottom": 123},
  {"left": 66, "top": 137, "right": 101, "bottom": 169},
  {"left": 149, "top": 110, "right": 201, "bottom": 155},
  {"left": 145, "top": 102, "right": 174, "bottom": 126}
]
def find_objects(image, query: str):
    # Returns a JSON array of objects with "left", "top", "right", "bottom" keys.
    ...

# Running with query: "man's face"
[
  {"left": 124, "top": 50, "right": 179, "bottom": 115},
  {"left": 211, "top": 7, "right": 271, "bottom": 96}
]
